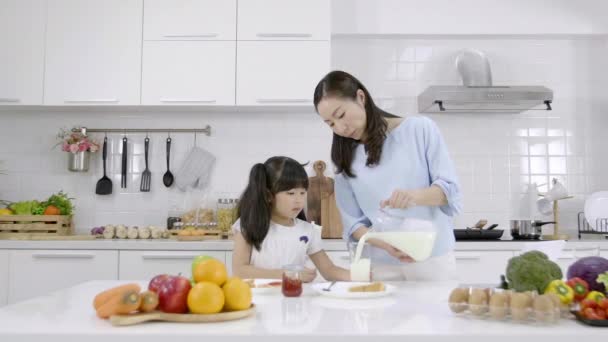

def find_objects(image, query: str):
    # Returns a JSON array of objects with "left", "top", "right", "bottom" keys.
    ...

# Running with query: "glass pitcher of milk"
[{"left": 350, "top": 210, "right": 438, "bottom": 281}]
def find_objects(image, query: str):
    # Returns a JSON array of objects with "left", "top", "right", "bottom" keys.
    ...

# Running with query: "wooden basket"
[
  {"left": 0, "top": 215, "right": 73, "bottom": 239},
  {"left": 171, "top": 228, "right": 232, "bottom": 241}
]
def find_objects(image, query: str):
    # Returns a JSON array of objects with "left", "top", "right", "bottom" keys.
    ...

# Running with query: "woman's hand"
[
  {"left": 368, "top": 238, "right": 415, "bottom": 263},
  {"left": 380, "top": 189, "right": 417, "bottom": 209},
  {"left": 301, "top": 267, "right": 318, "bottom": 283}
]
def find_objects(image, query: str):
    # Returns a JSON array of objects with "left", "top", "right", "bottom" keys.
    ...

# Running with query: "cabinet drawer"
[
  {"left": 0, "top": 250, "right": 8, "bottom": 306},
  {"left": 454, "top": 251, "right": 514, "bottom": 285},
  {"left": 144, "top": 0, "right": 236, "bottom": 40},
  {"left": 8, "top": 250, "right": 118, "bottom": 304},
  {"left": 119, "top": 251, "right": 225, "bottom": 280}
]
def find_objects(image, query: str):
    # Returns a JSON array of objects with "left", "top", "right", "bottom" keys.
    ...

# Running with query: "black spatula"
[{"left": 95, "top": 137, "right": 112, "bottom": 195}]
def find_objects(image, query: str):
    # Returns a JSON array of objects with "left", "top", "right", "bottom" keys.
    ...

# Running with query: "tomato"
[
  {"left": 598, "top": 298, "right": 608, "bottom": 310},
  {"left": 596, "top": 308, "right": 607, "bottom": 320},
  {"left": 581, "top": 299, "right": 598, "bottom": 310},
  {"left": 583, "top": 307, "right": 602, "bottom": 320},
  {"left": 43, "top": 205, "right": 61, "bottom": 215}
]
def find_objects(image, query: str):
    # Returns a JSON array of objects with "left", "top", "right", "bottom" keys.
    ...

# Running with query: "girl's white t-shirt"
[{"left": 232, "top": 218, "right": 323, "bottom": 269}]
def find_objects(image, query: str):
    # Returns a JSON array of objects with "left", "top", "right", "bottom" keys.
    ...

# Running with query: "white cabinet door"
[
  {"left": 225, "top": 252, "right": 233, "bottom": 277},
  {"left": 236, "top": 41, "right": 329, "bottom": 105},
  {"left": 142, "top": 41, "right": 236, "bottom": 105},
  {"left": 44, "top": 0, "right": 142, "bottom": 105},
  {"left": 237, "top": 0, "right": 329, "bottom": 40},
  {"left": 8, "top": 250, "right": 118, "bottom": 304},
  {"left": 0, "top": 250, "right": 8, "bottom": 306},
  {"left": 144, "top": 0, "right": 236, "bottom": 40},
  {"left": 0, "top": 0, "right": 45, "bottom": 105},
  {"left": 119, "top": 251, "right": 226, "bottom": 281},
  {"left": 454, "top": 251, "right": 514, "bottom": 285}
]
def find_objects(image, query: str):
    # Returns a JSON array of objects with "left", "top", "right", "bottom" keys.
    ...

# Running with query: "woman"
[{"left": 313, "top": 70, "right": 462, "bottom": 281}]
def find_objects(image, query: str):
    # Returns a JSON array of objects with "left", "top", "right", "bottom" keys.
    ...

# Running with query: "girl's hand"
[
  {"left": 301, "top": 267, "right": 318, "bottom": 283},
  {"left": 380, "top": 189, "right": 417, "bottom": 209},
  {"left": 369, "top": 238, "right": 415, "bottom": 263}
]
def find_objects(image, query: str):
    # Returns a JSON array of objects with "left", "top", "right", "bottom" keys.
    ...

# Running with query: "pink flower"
[
  {"left": 78, "top": 143, "right": 88, "bottom": 152},
  {"left": 62, "top": 142, "right": 70, "bottom": 152},
  {"left": 69, "top": 144, "right": 79, "bottom": 153}
]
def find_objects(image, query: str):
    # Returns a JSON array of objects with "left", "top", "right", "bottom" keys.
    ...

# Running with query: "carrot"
[
  {"left": 93, "top": 283, "right": 141, "bottom": 310},
  {"left": 96, "top": 290, "right": 142, "bottom": 319},
  {"left": 139, "top": 291, "right": 159, "bottom": 312}
]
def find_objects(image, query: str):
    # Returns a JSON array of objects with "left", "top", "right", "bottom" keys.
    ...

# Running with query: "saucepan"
[{"left": 510, "top": 220, "right": 555, "bottom": 240}]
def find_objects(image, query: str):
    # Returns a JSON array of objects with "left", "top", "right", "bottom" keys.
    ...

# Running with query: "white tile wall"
[
  {"left": 332, "top": 37, "right": 608, "bottom": 238},
  {"left": 1, "top": 37, "right": 607, "bottom": 240}
]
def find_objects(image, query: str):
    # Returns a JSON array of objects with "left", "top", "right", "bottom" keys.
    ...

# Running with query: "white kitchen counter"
[
  {"left": 0, "top": 239, "right": 606, "bottom": 251},
  {"left": 0, "top": 280, "right": 603, "bottom": 342}
]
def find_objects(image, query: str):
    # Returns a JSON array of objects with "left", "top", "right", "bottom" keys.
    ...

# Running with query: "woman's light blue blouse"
[{"left": 335, "top": 115, "right": 462, "bottom": 258}]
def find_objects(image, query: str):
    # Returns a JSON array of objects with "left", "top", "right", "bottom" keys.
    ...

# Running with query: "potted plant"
[{"left": 56, "top": 127, "right": 100, "bottom": 172}]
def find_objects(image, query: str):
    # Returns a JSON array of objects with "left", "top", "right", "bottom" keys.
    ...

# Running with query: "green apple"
[{"left": 191, "top": 255, "right": 213, "bottom": 276}]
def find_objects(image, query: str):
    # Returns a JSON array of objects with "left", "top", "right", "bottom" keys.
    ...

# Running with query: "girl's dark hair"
[
  {"left": 313, "top": 70, "right": 398, "bottom": 178},
  {"left": 237, "top": 156, "right": 308, "bottom": 251}
]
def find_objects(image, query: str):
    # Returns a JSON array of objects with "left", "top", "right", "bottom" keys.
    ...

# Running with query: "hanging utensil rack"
[{"left": 72, "top": 126, "right": 212, "bottom": 136}]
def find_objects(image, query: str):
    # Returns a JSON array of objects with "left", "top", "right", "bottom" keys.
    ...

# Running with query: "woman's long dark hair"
[
  {"left": 237, "top": 156, "right": 308, "bottom": 251},
  {"left": 313, "top": 70, "right": 398, "bottom": 178}
]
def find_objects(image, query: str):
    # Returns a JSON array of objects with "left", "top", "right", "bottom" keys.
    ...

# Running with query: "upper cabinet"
[
  {"left": 0, "top": 0, "right": 46, "bottom": 105},
  {"left": 236, "top": 41, "right": 329, "bottom": 106},
  {"left": 43, "top": 0, "right": 143, "bottom": 105},
  {"left": 237, "top": 0, "right": 330, "bottom": 40},
  {"left": 141, "top": 41, "right": 236, "bottom": 105},
  {"left": 144, "top": 0, "right": 237, "bottom": 40}
]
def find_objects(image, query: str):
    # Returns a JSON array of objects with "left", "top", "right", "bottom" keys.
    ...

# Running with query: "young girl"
[{"left": 232, "top": 156, "right": 351, "bottom": 282}]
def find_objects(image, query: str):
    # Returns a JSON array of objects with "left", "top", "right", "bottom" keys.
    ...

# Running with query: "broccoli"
[{"left": 504, "top": 250, "right": 563, "bottom": 293}]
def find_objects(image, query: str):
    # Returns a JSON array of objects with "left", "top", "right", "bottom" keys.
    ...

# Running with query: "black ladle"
[{"left": 162, "top": 137, "right": 174, "bottom": 187}]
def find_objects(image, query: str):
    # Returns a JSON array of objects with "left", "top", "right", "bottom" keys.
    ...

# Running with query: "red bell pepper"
[{"left": 567, "top": 277, "right": 590, "bottom": 302}]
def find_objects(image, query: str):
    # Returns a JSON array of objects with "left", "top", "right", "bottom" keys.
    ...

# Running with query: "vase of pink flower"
[{"left": 57, "top": 127, "right": 100, "bottom": 172}]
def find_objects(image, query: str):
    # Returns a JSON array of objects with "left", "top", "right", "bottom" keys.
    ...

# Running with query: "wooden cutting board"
[
  {"left": 109, "top": 305, "right": 255, "bottom": 326},
  {"left": 307, "top": 161, "right": 343, "bottom": 239}
]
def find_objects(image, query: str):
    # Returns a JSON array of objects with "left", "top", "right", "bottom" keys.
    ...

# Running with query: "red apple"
[
  {"left": 148, "top": 274, "right": 170, "bottom": 294},
  {"left": 158, "top": 275, "right": 192, "bottom": 314}
]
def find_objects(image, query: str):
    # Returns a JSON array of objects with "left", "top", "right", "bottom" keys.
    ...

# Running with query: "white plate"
[
  {"left": 311, "top": 282, "right": 396, "bottom": 299},
  {"left": 584, "top": 191, "right": 608, "bottom": 230},
  {"left": 245, "top": 278, "right": 282, "bottom": 295}
]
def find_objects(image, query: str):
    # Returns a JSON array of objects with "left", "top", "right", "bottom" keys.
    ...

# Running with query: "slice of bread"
[{"left": 348, "top": 282, "right": 386, "bottom": 292}]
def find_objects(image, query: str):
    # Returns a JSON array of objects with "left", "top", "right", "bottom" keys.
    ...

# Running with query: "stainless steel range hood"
[{"left": 417, "top": 49, "right": 553, "bottom": 113}]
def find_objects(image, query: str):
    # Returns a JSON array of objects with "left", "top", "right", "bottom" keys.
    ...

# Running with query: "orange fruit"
[
  {"left": 192, "top": 258, "right": 227, "bottom": 286},
  {"left": 187, "top": 282, "right": 225, "bottom": 314},
  {"left": 222, "top": 277, "right": 252, "bottom": 311}
]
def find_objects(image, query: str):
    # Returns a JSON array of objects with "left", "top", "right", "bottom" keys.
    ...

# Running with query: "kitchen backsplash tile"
[{"left": 1, "top": 37, "right": 607, "bottom": 240}]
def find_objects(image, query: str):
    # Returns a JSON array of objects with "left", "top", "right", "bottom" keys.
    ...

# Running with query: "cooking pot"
[{"left": 510, "top": 220, "right": 555, "bottom": 240}]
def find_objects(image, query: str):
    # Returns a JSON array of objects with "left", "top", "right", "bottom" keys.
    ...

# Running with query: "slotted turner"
[
  {"left": 95, "top": 137, "right": 112, "bottom": 195},
  {"left": 140, "top": 137, "right": 151, "bottom": 192}
]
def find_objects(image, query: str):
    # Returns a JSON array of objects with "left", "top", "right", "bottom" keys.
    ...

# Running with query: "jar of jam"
[{"left": 282, "top": 265, "right": 303, "bottom": 297}]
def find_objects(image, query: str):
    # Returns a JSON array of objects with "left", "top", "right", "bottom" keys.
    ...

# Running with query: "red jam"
[{"left": 282, "top": 273, "right": 303, "bottom": 297}]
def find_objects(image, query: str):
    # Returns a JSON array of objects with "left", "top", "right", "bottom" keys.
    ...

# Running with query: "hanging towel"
[{"left": 175, "top": 146, "right": 216, "bottom": 191}]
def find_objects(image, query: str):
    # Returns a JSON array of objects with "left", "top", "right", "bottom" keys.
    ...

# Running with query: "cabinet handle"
[
  {"left": 64, "top": 99, "right": 119, "bottom": 104},
  {"left": 339, "top": 256, "right": 351, "bottom": 261},
  {"left": 0, "top": 98, "right": 20, "bottom": 103},
  {"left": 142, "top": 254, "right": 199, "bottom": 260},
  {"left": 163, "top": 34, "right": 218, "bottom": 38},
  {"left": 160, "top": 98, "right": 217, "bottom": 104},
  {"left": 256, "top": 33, "right": 313, "bottom": 38},
  {"left": 455, "top": 255, "right": 482, "bottom": 261},
  {"left": 256, "top": 99, "right": 310, "bottom": 104},
  {"left": 32, "top": 253, "right": 95, "bottom": 259},
  {"left": 557, "top": 255, "right": 575, "bottom": 260}
]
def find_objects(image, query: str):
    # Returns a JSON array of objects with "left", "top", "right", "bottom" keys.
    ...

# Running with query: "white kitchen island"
[{"left": 0, "top": 280, "right": 604, "bottom": 342}]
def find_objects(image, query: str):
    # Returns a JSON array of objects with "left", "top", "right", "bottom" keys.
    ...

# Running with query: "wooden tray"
[
  {"left": 109, "top": 304, "right": 255, "bottom": 326},
  {"left": 0, "top": 215, "right": 73, "bottom": 238},
  {"left": 0, "top": 234, "right": 96, "bottom": 241},
  {"left": 174, "top": 235, "right": 232, "bottom": 241}
]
